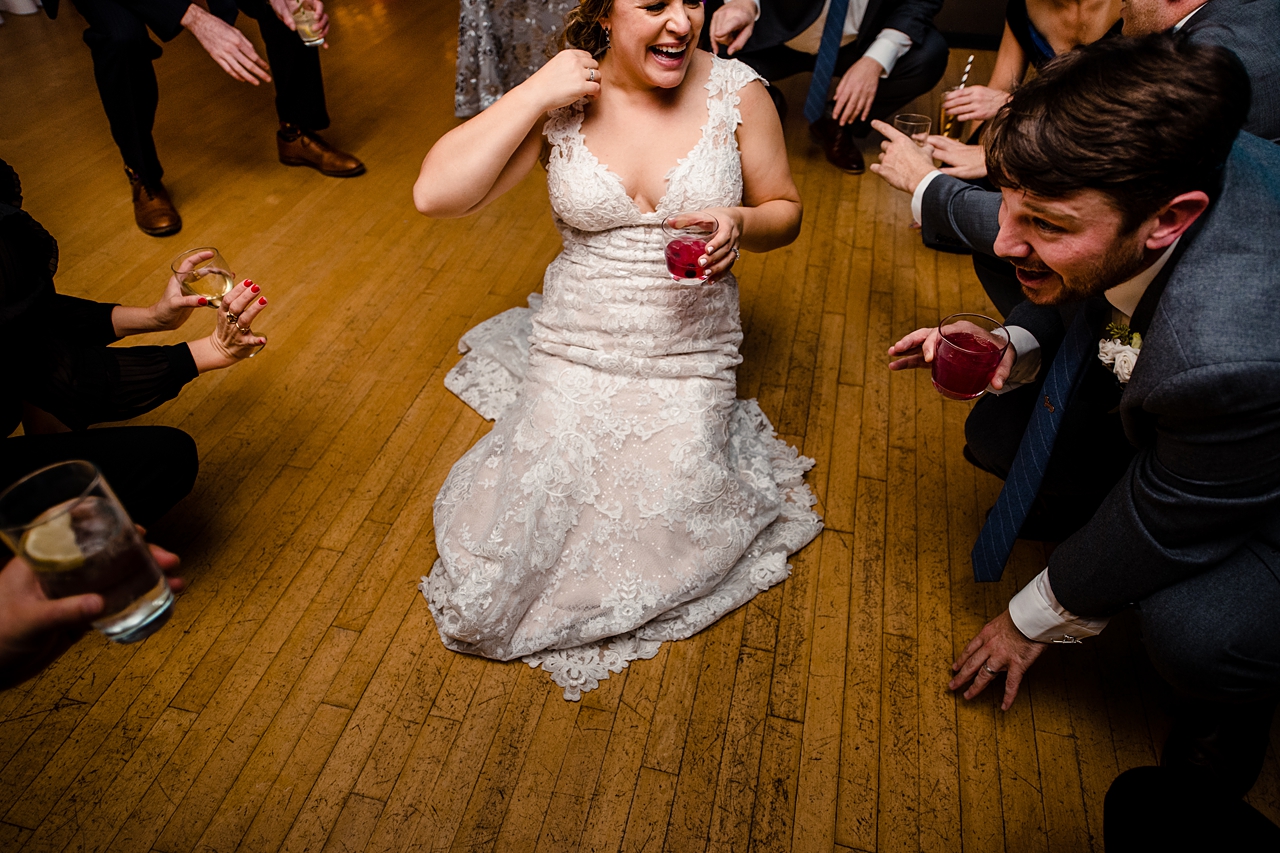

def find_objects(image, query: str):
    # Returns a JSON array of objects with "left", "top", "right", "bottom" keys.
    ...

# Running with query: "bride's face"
[{"left": 601, "top": 0, "right": 704, "bottom": 89}]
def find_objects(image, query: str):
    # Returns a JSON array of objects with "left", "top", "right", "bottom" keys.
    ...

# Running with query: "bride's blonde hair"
[{"left": 563, "top": 0, "right": 613, "bottom": 56}]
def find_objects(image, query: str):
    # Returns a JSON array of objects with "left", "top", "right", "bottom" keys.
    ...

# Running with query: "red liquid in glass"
[
  {"left": 665, "top": 237, "right": 708, "bottom": 281},
  {"left": 932, "top": 331, "right": 1003, "bottom": 400}
]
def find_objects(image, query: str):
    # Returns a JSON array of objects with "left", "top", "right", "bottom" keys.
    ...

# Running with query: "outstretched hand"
[
  {"left": 182, "top": 4, "right": 272, "bottom": 84},
  {"left": 887, "top": 323, "right": 1016, "bottom": 390},
  {"left": 868, "top": 119, "right": 936, "bottom": 195},
  {"left": 950, "top": 609, "right": 1046, "bottom": 710}
]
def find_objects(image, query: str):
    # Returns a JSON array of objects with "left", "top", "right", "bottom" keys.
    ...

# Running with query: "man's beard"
[{"left": 1018, "top": 235, "right": 1148, "bottom": 305}]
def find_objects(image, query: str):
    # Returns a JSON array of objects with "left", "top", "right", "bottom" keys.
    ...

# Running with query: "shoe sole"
[
  {"left": 279, "top": 156, "right": 366, "bottom": 177},
  {"left": 138, "top": 221, "right": 182, "bottom": 237}
]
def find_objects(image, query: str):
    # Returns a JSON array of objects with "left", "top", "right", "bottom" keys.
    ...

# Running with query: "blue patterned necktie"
[
  {"left": 803, "top": 0, "right": 853, "bottom": 123},
  {"left": 970, "top": 309, "right": 1096, "bottom": 582}
]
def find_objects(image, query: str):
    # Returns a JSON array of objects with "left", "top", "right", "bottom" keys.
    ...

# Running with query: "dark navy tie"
[
  {"left": 970, "top": 309, "right": 1096, "bottom": 582},
  {"left": 803, "top": 0, "right": 852, "bottom": 123}
]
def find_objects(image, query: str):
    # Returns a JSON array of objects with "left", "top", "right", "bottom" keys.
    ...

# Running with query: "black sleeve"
[
  {"left": 22, "top": 341, "right": 199, "bottom": 430},
  {"left": 876, "top": 0, "right": 945, "bottom": 50},
  {"left": 48, "top": 294, "right": 120, "bottom": 346}
]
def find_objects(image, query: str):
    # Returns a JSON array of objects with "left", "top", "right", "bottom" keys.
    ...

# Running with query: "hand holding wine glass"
[{"left": 150, "top": 250, "right": 216, "bottom": 331}]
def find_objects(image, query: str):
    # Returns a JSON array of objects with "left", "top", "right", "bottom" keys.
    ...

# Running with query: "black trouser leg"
[
  {"left": 236, "top": 0, "right": 330, "bottom": 130},
  {"left": 0, "top": 427, "right": 198, "bottom": 530},
  {"left": 73, "top": 0, "right": 165, "bottom": 185},
  {"left": 1104, "top": 766, "right": 1280, "bottom": 851}
]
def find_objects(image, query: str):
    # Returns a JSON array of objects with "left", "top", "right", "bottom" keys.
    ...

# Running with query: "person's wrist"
[
  {"left": 189, "top": 336, "right": 237, "bottom": 373},
  {"left": 181, "top": 3, "right": 206, "bottom": 28}
]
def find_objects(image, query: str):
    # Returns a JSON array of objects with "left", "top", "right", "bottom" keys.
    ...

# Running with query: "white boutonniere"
[{"left": 1098, "top": 322, "right": 1142, "bottom": 384}]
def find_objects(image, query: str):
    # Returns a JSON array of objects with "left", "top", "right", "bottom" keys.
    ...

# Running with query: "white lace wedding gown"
[{"left": 420, "top": 56, "right": 823, "bottom": 700}]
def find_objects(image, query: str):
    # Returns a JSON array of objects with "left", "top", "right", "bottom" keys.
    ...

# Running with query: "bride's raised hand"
[
  {"left": 693, "top": 207, "right": 744, "bottom": 281},
  {"left": 525, "top": 49, "right": 602, "bottom": 112}
]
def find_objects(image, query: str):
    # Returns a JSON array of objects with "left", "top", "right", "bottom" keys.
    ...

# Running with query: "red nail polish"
[
  {"left": 251, "top": 285, "right": 260, "bottom": 293},
  {"left": 197, "top": 297, "right": 208, "bottom": 306},
  {"left": 243, "top": 280, "right": 252, "bottom": 287},
  {"left": 258, "top": 297, "right": 266, "bottom": 305}
]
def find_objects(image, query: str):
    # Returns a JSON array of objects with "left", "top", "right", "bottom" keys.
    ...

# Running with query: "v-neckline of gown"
[{"left": 570, "top": 62, "right": 720, "bottom": 218}]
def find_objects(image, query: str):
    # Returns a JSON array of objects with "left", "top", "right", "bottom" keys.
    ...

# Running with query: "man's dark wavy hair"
[{"left": 984, "top": 34, "right": 1251, "bottom": 231}]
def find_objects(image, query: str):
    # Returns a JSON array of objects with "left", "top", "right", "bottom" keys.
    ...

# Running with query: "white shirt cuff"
[
  {"left": 910, "top": 169, "right": 943, "bottom": 225},
  {"left": 1009, "top": 569, "right": 1110, "bottom": 643},
  {"left": 744, "top": 0, "right": 761, "bottom": 21},
  {"left": 862, "top": 29, "right": 913, "bottom": 78},
  {"left": 987, "top": 324, "right": 1041, "bottom": 394}
]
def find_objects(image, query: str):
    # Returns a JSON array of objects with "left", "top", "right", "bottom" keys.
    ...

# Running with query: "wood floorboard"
[{"left": 2, "top": 5, "right": 1276, "bottom": 851}]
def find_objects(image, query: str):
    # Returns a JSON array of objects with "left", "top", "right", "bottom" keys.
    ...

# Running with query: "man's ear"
[{"left": 1145, "top": 191, "right": 1210, "bottom": 251}]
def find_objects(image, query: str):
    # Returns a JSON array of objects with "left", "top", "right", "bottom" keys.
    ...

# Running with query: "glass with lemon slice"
[{"left": 0, "top": 461, "right": 173, "bottom": 643}]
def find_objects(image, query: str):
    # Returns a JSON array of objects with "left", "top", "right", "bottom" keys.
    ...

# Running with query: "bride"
[{"left": 413, "top": 0, "right": 822, "bottom": 699}]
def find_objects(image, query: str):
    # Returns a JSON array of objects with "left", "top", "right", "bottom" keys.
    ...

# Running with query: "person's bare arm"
[
  {"left": 942, "top": 25, "right": 1025, "bottom": 122},
  {"left": 414, "top": 49, "right": 601, "bottom": 218},
  {"left": 734, "top": 79, "right": 802, "bottom": 253}
]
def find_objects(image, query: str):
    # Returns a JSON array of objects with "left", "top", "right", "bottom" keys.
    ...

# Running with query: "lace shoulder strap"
[
  {"left": 704, "top": 55, "right": 766, "bottom": 146},
  {"left": 542, "top": 101, "right": 585, "bottom": 151}
]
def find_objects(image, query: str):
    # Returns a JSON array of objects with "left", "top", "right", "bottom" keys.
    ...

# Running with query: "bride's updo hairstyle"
[{"left": 563, "top": 0, "right": 613, "bottom": 56}]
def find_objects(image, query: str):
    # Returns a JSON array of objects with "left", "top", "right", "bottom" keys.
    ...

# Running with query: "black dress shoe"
[
  {"left": 1161, "top": 697, "right": 1278, "bottom": 798},
  {"left": 808, "top": 117, "right": 865, "bottom": 174}
]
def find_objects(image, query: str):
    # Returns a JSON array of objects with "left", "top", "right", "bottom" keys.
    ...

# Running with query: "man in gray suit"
[
  {"left": 875, "top": 35, "right": 1280, "bottom": 797},
  {"left": 1124, "top": 0, "right": 1280, "bottom": 140}
]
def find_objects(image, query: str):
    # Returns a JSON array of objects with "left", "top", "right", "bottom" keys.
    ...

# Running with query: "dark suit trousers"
[
  {"left": 73, "top": 0, "right": 330, "bottom": 185},
  {"left": 733, "top": 27, "right": 948, "bottom": 135},
  {"left": 0, "top": 426, "right": 198, "bottom": 532}
]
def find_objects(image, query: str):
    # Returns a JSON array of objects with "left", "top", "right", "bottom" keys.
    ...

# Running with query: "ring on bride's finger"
[{"left": 588, "top": 68, "right": 595, "bottom": 82}]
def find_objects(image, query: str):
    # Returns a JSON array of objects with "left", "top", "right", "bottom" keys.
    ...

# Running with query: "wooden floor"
[{"left": 2, "top": 2, "right": 1277, "bottom": 851}]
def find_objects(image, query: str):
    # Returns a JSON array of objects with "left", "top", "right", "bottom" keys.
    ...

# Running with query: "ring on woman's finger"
[
  {"left": 588, "top": 68, "right": 595, "bottom": 82},
  {"left": 226, "top": 310, "right": 239, "bottom": 324},
  {"left": 982, "top": 663, "right": 1001, "bottom": 676},
  {"left": 234, "top": 321, "right": 252, "bottom": 334},
  {"left": 732, "top": 247, "right": 741, "bottom": 261}
]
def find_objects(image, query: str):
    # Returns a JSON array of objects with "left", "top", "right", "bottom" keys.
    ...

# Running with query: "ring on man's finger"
[{"left": 982, "top": 663, "right": 1001, "bottom": 676}]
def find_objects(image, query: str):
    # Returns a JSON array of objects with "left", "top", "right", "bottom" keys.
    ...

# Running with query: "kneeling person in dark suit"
[
  {"left": 876, "top": 35, "right": 1280, "bottom": 798},
  {"left": 708, "top": 0, "right": 947, "bottom": 173}
]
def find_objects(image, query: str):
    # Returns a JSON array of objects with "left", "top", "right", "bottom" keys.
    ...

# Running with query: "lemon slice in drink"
[{"left": 22, "top": 509, "right": 85, "bottom": 572}]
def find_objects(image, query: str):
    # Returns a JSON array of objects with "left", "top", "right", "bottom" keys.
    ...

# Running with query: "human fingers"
[
  {"left": 236, "top": 293, "right": 268, "bottom": 329},
  {"left": 147, "top": 542, "right": 180, "bottom": 571},
  {"left": 886, "top": 327, "right": 933, "bottom": 356},
  {"left": 869, "top": 118, "right": 908, "bottom": 144},
  {"left": 1001, "top": 662, "right": 1026, "bottom": 710},
  {"left": 988, "top": 345, "right": 1016, "bottom": 390},
  {"left": 962, "top": 659, "right": 1000, "bottom": 700},
  {"left": 727, "top": 25, "right": 753, "bottom": 55},
  {"left": 35, "top": 591, "right": 105, "bottom": 628},
  {"left": 177, "top": 250, "right": 215, "bottom": 274},
  {"left": 224, "top": 279, "right": 258, "bottom": 316}
]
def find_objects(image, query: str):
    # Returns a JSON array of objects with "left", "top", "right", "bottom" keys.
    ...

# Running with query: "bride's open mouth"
[{"left": 649, "top": 42, "right": 689, "bottom": 68}]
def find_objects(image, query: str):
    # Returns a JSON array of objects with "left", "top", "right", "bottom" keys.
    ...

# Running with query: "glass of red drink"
[
  {"left": 0, "top": 461, "right": 174, "bottom": 644},
  {"left": 931, "top": 313, "right": 1010, "bottom": 400},
  {"left": 662, "top": 212, "right": 719, "bottom": 283}
]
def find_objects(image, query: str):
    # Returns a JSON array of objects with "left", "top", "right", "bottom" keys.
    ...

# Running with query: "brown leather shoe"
[
  {"left": 809, "top": 117, "right": 866, "bottom": 174},
  {"left": 126, "top": 167, "right": 181, "bottom": 237},
  {"left": 277, "top": 124, "right": 366, "bottom": 177}
]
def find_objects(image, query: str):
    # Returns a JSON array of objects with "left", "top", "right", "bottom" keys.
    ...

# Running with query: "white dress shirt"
[{"left": 747, "top": 0, "right": 913, "bottom": 78}]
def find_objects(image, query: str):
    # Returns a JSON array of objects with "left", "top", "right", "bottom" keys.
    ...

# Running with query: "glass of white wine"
[
  {"left": 292, "top": 0, "right": 325, "bottom": 46},
  {"left": 171, "top": 247, "right": 235, "bottom": 308}
]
